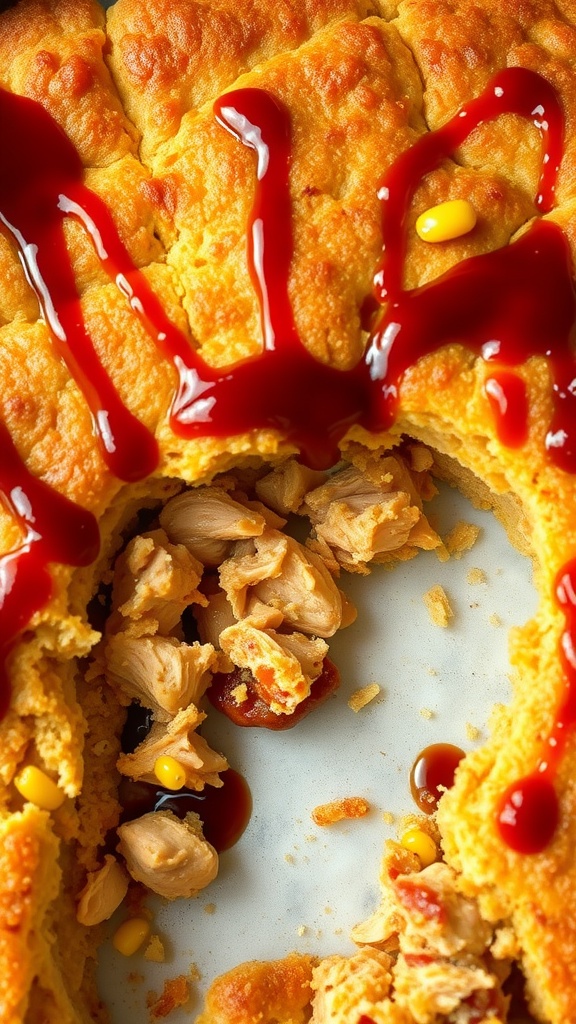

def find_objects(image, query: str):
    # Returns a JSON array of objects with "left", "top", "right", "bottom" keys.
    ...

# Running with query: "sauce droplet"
[
  {"left": 410, "top": 743, "right": 465, "bottom": 813},
  {"left": 497, "top": 774, "right": 558, "bottom": 854}
]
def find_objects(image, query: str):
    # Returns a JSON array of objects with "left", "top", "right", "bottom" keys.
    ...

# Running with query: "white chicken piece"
[
  {"left": 255, "top": 459, "right": 327, "bottom": 515},
  {"left": 159, "top": 486, "right": 267, "bottom": 566},
  {"left": 110, "top": 528, "right": 206, "bottom": 634},
  {"left": 303, "top": 458, "right": 440, "bottom": 573},
  {"left": 194, "top": 588, "right": 237, "bottom": 649},
  {"left": 117, "top": 810, "right": 218, "bottom": 900},
  {"left": 219, "top": 530, "right": 345, "bottom": 638},
  {"left": 104, "top": 634, "right": 216, "bottom": 720},
  {"left": 76, "top": 856, "right": 129, "bottom": 926},
  {"left": 117, "top": 704, "right": 227, "bottom": 790},
  {"left": 219, "top": 622, "right": 328, "bottom": 714},
  {"left": 352, "top": 843, "right": 508, "bottom": 1024},
  {"left": 311, "top": 948, "right": 401, "bottom": 1024},
  {"left": 231, "top": 491, "right": 287, "bottom": 529}
]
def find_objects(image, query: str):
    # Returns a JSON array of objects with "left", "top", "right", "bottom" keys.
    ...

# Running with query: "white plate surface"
[{"left": 98, "top": 481, "right": 537, "bottom": 1021}]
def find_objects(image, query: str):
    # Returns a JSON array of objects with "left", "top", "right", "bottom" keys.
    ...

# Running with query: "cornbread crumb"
[
  {"left": 347, "top": 682, "right": 380, "bottom": 712},
  {"left": 423, "top": 584, "right": 453, "bottom": 627},
  {"left": 305, "top": 834, "right": 317, "bottom": 843},
  {"left": 489, "top": 612, "right": 502, "bottom": 627},
  {"left": 427, "top": 667, "right": 438, "bottom": 676},
  {"left": 284, "top": 853, "right": 295, "bottom": 864},
  {"left": 230, "top": 682, "right": 248, "bottom": 704},
  {"left": 434, "top": 540, "right": 450, "bottom": 562},
  {"left": 324, "top": 906, "right": 332, "bottom": 914},
  {"left": 144, "top": 935, "right": 165, "bottom": 963},
  {"left": 147, "top": 976, "right": 190, "bottom": 1019},
  {"left": 297, "top": 925, "right": 307, "bottom": 936},
  {"left": 382, "top": 811, "right": 395, "bottom": 825},
  {"left": 407, "top": 444, "right": 434, "bottom": 472},
  {"left": 466, "top": 722, "right": 481, "bottom": 742},
  {"left": 312, "top": 797, "right": 370, "bottom": 826},
  {"left": 491, "top": 927, "right": 520, "bottom": 960},
  {"left": 444, "top": 521, "right": 481, "bottom": 558},
  {"left": 467, "top": 567, "right": 488, "bottom": 585},
  {"left": 420, "top": 707, "right": 434, "bottom": 720},
  {"left": 204, "top": 903, "right": 216, "bottom": 915},
  {"left": 189, "top": 963, "right": 201, "bottom": 983}
]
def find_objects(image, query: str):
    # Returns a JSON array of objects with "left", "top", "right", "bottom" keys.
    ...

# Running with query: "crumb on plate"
[
  {"left": 467, "top": 566, "right": 488, "bottom": 585},
  {"left": 144, "top": 935, "right": 165, "bottom": 963},
  {"left": 312, "top": 796, "right": 370, "bottom": 826},
  {"left": 147, "top": 976, "right": 190, "bottom": 1019},
  {"left": 444, "top": 521, "right": 481, "bottom": 558},
  {"left": 423, "top": 584, "right": 453, "bottom": 627},
  {"left": 347, "top": 682, "right": 381, "bottom": 712}
]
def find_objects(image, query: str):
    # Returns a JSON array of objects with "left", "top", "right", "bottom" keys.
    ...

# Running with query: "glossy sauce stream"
[{"left": 0, "top": 68, "right": 574, "bottom": 853}]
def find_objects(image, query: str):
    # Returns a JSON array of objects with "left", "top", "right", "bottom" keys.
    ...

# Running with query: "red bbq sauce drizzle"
[
  {"left": 0, "top": 91, "right": 159, "bottom": 483},
  {"left": 497, "top": 560, "right": 576, "bottom": 853},
  {"left": 0, "top": 69, "right": 575, "bottom": 856},
  {"left": 364, "top": 66, "right": 576, "bottom": 853},
  {"left": 365, "top": 66, "right": 575, "bottom": 473},
  {"left": 484, "top": 372, "right": 529, "bottom": 449},
  {"left": 0, "top": 424, "right": 99, "bottom": 717}
]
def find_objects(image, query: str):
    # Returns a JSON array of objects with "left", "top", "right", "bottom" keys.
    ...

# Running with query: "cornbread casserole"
[{"left": 2, "top": 0, "right": 576, "bottom": 1021}]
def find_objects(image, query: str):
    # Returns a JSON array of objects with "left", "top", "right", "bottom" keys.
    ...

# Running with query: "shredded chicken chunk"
[
  {"left": 105, "top": 634, "right": 216, "bottom": 720},
  {"left": 256, "top": 459, "right": 327, "bottom": 515},
  {"left": 117, "top": 810, "right": 218, "bottom": 900},
  {"left": 160, "top": 487, "right": 267, "bottom": 566},
  {"left": 303, "top": 458, "right": 440, "bottom": 573},
  {"left": 194, "top": 588, "right": 239, "bottom": 650},
  {"left": 76, "top": 856, "right": 129, "bottom": 927},
  {"left": 110, "top": 529, "right": 205, "bottom": 634},
  {"left": 219, "top": 530, "right": 345, "bottom": 638},
  {"left": 219, "top": 621, "right": 328, "bottom": 714},
  {"left": 117, "top": 704, "right": 227, "bottom": 790}
]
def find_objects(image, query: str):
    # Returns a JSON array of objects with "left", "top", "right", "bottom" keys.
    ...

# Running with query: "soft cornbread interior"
[{"left": 1, "top": 0, "right": 576, "bottom": 1021}]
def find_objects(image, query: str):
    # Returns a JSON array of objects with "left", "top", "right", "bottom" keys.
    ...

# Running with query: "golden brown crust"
[
  {"left": 0, "top": 807, "right": 61, "bottom": 1024},
  {"left": 106, "top": 0, "right": 381, "bottom": 160},
  {"left": 195, "top": 953, "right": 316, "bottom": 1024}
]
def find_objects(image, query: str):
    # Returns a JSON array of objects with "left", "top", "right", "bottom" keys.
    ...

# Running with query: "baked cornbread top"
[{"left": 3, "top": 1, "right": 576, "bottom": 1022}]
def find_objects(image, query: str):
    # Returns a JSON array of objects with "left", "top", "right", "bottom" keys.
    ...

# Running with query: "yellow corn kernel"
[
  {"left": 154, "top": 755, "right": 186, "bottom": 791},
  {"left": 14, "top": 765, "right": 65, "bottom": 811},
  {"left": 112, "top": 918, "right": 151, "bottom": 957},
  {"left": 400, "top": 827, "right": 437, "bottom": 868},
  {"left": 415, "top": 199, "right": 477, "bottom": 243}
]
